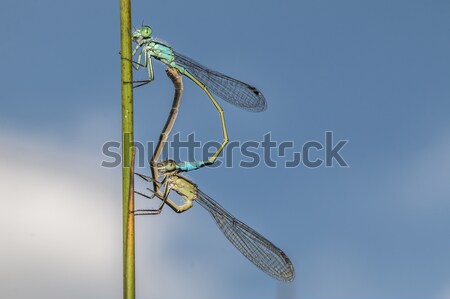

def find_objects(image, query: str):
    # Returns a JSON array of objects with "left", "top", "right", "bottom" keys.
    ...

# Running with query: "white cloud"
[
  {"left": 436, "top": 282, "right": 450, "bottom": 299},
  {"left": 0, "top": 129, "right": 255, "bottom": 299},
  {"left": 0, "top": 131, "right": 122, "bottom": 299}
]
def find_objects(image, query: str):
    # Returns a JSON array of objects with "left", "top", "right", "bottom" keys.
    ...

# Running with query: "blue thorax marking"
[{"left": 147, "top": 39, "right": 175, "bottom": 65}]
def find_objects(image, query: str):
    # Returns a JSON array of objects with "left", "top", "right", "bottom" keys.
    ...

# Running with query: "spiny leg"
[
  {"left": 133, "top": 51, "right": 154, "bottom": 87},
  {"left": 133, "top": 186, "right": 171, "bottom": 215},
  {"left": 134, "top": 185, "right": 191, "bottom": 215},
  {"left": 120, "top": 49, "right": 145, "bottom": 70},
  {"left": 138, "top": 184, "right": 193, "bottom": 214},
  {"left": 135, "top": 172, "right": 167, "bottom": 195},
  {"left": 136, "top": 166, "right": 172, "bottom": 194},
  {"left": 133, "top": 174, "right": 171, "bottom": 215},
  {"left": 121, "top": 50, "right": 154, "bottom": 88},
  {"left": 134, "top": 172, "right": 193, "bottom": 214}
]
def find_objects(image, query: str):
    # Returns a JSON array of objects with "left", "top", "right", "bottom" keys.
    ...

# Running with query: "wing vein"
[
  {"left": 174, "top": 51, "right": 267, "bottom": 112},
  {"left": 195, "top": 189, "right": 295, "bottom": 281}
]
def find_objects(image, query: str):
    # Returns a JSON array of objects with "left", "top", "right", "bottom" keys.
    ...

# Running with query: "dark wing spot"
[{"left": 249, "top": 85, "right": 261, "bottom": 95}]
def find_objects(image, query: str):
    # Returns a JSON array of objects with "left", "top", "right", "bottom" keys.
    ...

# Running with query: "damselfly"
[
  {"left": 134, "top": 172, "right": 295, "bottom": 282},
  {"left": 131, "top": 26, "right": 267, "bottom": 173}
]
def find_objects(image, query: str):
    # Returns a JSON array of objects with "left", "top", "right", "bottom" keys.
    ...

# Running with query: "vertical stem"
[
  {"left": 126, "top": 147, "right": 136, "bottom": 298},
  {"left": 119, "top": 1, "right": 134, "bottom": 299}
]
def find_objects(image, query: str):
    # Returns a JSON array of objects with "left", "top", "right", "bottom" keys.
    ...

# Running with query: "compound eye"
[{"left": 141, "top": 26, "right": 152, "bottom": 38}]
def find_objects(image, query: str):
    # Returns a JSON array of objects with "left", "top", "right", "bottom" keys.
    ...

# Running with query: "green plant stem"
[{"left": 119, "top": 0, "right": 134, "bottom": 298}]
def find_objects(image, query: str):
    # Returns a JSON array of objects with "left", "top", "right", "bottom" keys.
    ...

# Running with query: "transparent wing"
[
  {"left": 195, "top": 189, "right": 295, "bottom": 281},
  {"left": 173, "top": 51, "right": 267, "bottom": 112}
]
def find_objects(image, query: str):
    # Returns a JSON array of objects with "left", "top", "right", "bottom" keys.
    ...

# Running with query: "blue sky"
[{"left": 1, "top": 0, "right": 450, "bottom": 298}]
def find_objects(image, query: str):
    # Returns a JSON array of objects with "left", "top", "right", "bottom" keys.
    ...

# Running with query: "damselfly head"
[
  {"left": 157, "top": 159, "right": 177, "bottom": 174},
  {"left": 131, "top": 25, "right": 153, "bottom": 44}
]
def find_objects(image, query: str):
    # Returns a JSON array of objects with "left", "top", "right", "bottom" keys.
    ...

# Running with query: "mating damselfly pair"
[{"left": 130, "top": 26, "right": 295, "bottom": 282}]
